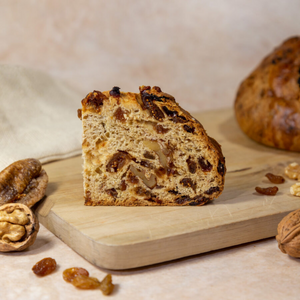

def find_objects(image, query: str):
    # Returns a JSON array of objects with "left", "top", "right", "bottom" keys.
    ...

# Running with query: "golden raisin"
[
  {"left": 32, "top": 257, "right": 56, "bottom": 276},
  {"left": 63, "top": 267, "right": 89, "bottom": 283},
  {"left": 255, "top": 186, "right": 278, "bottom": 195},
  {"left": 63, "top": 267, "right": 115, "bottom": 295},
  {"left": 265, "top": 173, "right": 285, "bottom": 184},
  {"left": 71, "top": 275, "right": 101, "bottom": 289},
  {"left": 99, "top": 274, "right": 115, "bottom": 296}
]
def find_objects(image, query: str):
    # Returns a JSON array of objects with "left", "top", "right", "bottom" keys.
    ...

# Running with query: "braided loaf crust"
[{"left": 235, "top": 36, "right": 300, "bottom": 151}]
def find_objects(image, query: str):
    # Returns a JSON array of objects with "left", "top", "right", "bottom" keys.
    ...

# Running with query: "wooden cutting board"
[{"left": 35, "top": 108, "right": 300, "bottom": 270}]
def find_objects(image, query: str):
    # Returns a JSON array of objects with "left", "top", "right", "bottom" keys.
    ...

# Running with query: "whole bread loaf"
[
  {"left": 235, "top": 36, "right": 300, "bottom": 151},
  {"left": 78, "top": 86, "right": 226, "bottom": 206}
]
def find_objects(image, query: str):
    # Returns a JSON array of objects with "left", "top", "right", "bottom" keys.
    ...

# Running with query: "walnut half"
[
  {"left": 0, "top": 203, "right": 39, "bottom": 252},
  {"left": 0, "top": 158, "right": 48, "bottom": 207}
]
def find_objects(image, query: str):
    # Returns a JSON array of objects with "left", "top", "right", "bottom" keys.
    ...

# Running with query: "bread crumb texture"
[{"left": 79, "top": 86, "right": 226, "bottom": 206}]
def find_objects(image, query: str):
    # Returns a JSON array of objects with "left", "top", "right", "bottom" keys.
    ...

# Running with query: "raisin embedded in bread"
[
  {"left": 235, "top": 36, "right": 300, "bottom": 151},
  {"left": 78, "top": 86, "right": 226, "bottom": 206}
]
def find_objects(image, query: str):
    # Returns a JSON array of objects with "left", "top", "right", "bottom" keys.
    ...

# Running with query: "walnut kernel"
[
  {"left": 129, "top": 165, "right": 157, "bottom": 189},
  {"left": 276, "top": 208, "right": 300, "bottom": 258},
  {"left": 285, "top": 162, "right": 300, "bottom": 180},
  {"left": 290, "top": 182, "right": 300, "bottom": 196},
  {"left": 0, "top": 203, "right": 39, "bottom": 252},
  {"left": 143, "top": 140, "right": 168, "bottom": 168}
]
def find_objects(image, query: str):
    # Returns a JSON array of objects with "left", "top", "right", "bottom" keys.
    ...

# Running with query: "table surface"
[{"left": 1, "top": 223, "right": 299, "bottom": 300}]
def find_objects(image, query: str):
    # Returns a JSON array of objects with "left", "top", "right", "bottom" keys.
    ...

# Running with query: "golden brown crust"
[
  {"left": 81, "top": 90, "right": 108, "bottom": 113},
  {"left": 235, "top": 36, "right": 300, "bottom": 151},
  {"left": 80, "top": 86, "right": 226, "bottom": 206}
]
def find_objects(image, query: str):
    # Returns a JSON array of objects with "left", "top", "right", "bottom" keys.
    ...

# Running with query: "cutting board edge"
[{"left": 36, "top": 208, "right": 291, "bottom": 270}]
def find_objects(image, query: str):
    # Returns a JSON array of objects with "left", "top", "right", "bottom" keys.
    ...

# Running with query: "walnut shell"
[
  {"left": 0, "top": 203, "right": 39, "bottom": 252},
  {"left": 276, "top": 208, "right": 300, "bottom": 258}
]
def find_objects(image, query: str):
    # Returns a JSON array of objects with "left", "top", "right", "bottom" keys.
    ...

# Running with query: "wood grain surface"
[{"left": 35, "top": 108, "right": 300, "bottom": 270}]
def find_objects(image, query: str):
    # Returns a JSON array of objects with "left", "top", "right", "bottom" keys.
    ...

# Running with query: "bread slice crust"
[{"left": 79, "top": 86, "right": 226, "bottom": 206}]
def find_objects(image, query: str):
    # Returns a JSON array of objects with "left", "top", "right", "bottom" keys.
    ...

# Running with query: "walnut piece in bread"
[
  {"left": 235, "top": 36, "right": 300, "bottom": 151},
  {"left": 79, "top": 86, "right": 226, "bottom": 206}
]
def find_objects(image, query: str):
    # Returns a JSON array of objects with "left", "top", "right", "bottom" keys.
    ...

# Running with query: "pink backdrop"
[{"left": 1, "top": 0, "right": 299, "bottom": 112}]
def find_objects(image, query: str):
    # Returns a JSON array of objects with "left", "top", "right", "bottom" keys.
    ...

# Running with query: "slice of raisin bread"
[{"left": 78, "top": 86, "right": 226, "bottom": 206}]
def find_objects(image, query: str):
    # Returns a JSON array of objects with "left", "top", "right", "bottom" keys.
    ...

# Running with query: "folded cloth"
[{"left": 0, "top": 64, "right": 82, "bottom": 170}]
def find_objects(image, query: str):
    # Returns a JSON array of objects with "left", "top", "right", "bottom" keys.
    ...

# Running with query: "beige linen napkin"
[{"left": 0, "top": 64, "right": 82, "bottom": 170}]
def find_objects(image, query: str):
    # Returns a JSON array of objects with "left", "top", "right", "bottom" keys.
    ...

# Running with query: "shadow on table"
[{"left": 0, "top": 236, "right": 55, "bottom": 257}]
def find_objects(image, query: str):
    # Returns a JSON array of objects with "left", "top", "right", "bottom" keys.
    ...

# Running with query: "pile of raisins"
[{"left": 32, "top": 258, "right": 114, "bottom": 295}]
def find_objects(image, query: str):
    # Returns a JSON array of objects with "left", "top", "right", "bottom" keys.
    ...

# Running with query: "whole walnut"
[
  {"left": 276, "top": 209, "right": 300, "bottom": 258},
  {"left": 0, "top": 203, "right": 39, "bottom": 252}
]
